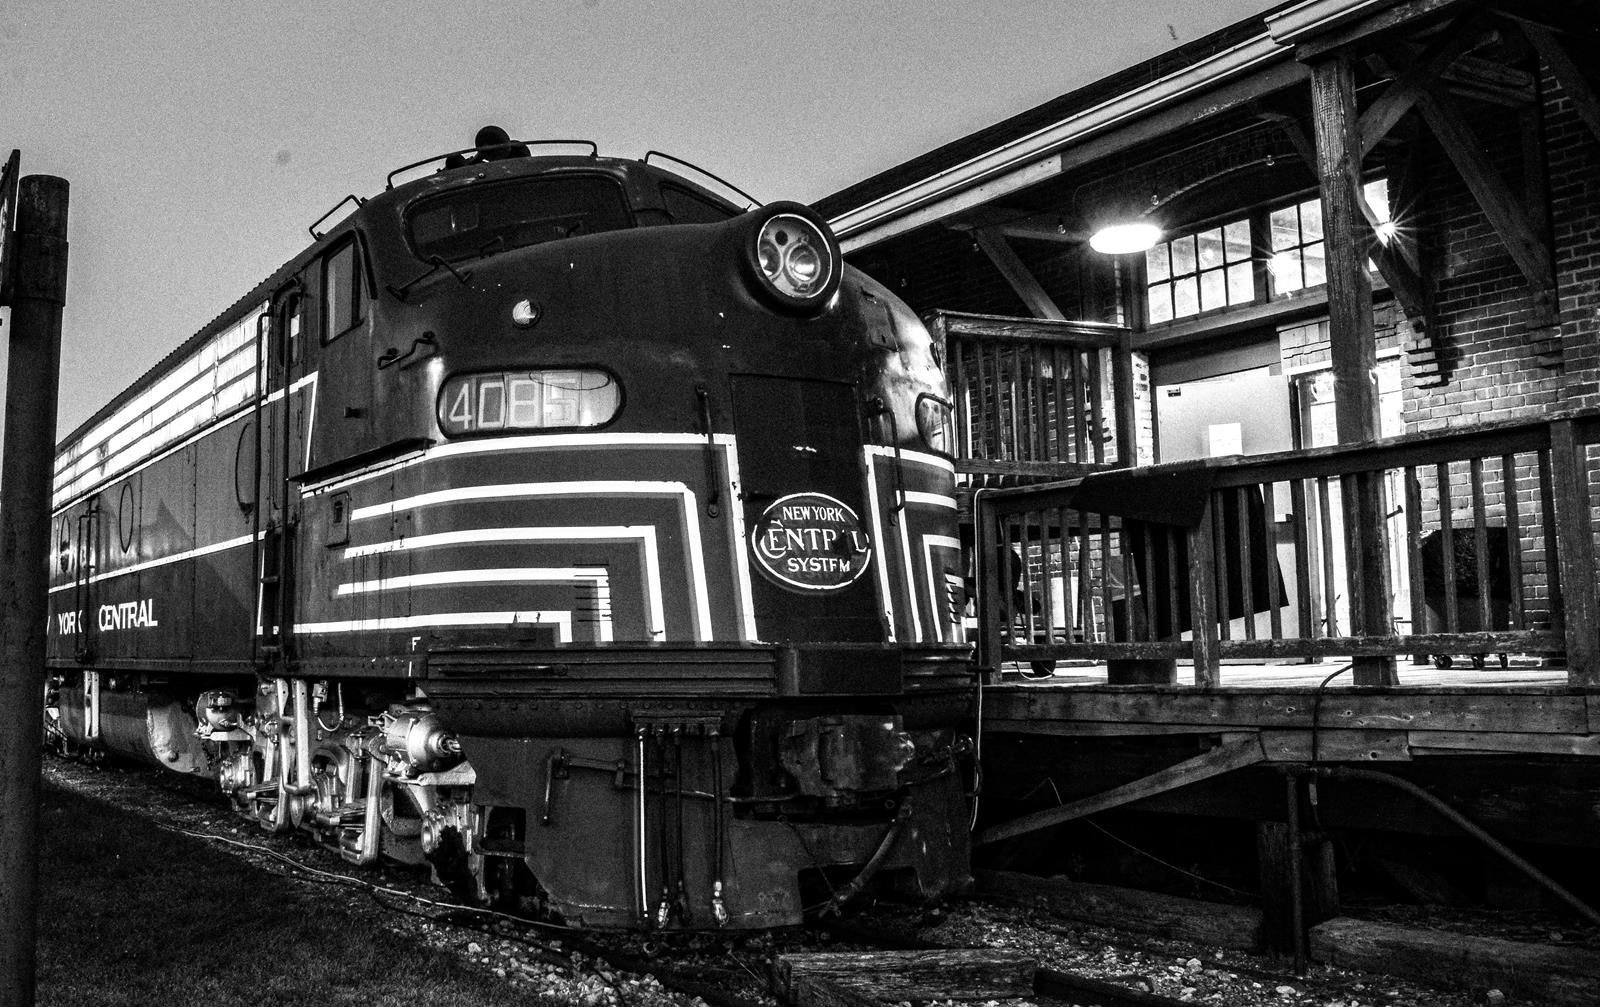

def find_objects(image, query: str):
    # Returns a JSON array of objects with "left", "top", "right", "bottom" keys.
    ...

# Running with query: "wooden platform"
[{"left": 983, "top": 661, "right": 1600, "bottom": 761}]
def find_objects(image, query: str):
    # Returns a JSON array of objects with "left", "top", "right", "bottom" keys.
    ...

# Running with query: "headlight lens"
[
  {"left": 756, "top": 214, "right": 832, "bottom": 299},
  {"left": 742, "top": 202, "right": 841, "bottom": 312}
]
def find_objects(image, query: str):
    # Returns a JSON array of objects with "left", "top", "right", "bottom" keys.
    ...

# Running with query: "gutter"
[{"left": 830, "top": 0, "right": 1402, "bottom": 254}]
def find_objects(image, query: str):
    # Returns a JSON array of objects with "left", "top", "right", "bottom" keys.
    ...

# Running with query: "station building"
[{"left": 817, "top": 0, "right": 1598, "bottom": 471}]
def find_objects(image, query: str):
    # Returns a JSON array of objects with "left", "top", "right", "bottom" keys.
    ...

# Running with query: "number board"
[{"left": 0, "top": 149, "right": 19, "bottom": 306}]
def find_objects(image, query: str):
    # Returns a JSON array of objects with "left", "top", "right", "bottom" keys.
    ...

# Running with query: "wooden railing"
[
  {"left": 974, "top": 411, "right": 1600, "bottom": 687},
  {"left": 926, "top": 311, "right": 1136, "bottom": 486}
]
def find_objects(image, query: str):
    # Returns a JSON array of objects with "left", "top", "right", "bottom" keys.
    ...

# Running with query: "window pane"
[
  {"left": 1224, "top": 220, "right": 1251, "bottom": 261},
  {"left": 1173, "top": 275, "right": 1200, "bottom": 318},
  {"left": 1227, "top": 261, "right": 1254, "bottom": 303},
  {"left": 1147, "top": 284, "right": 1173, "bottom": 323},
  {"left": 1299, "top": 198, "right": 1323, "bottom": 241},
  {"left": 409, "top": 176, "right": 632, "bottom": 262},
  {"left": 1171, "top": 234, "right": 1197, "bottom": 276},
  {"left": 1270, "top": 207, "right": 1299, "bottom": 251},
  {"left": 1363, "top": 178, "right": 1390, "bottom": 223},
  {"left": 1199, "top": 268, "right": 1227, "bottom": 311},
  {"left": 1196, "top": 228, "right": 1224, "bottom": 269},
  {"left": 1272, "top": 249, "right": 1304, "bottom": 294},
  {"left": 1146, "top": 244, "right": 1170, "bottom": 282},
  {"left": 1303, "top": 240, "right": 1327, "bottom": 287},
  {"left": 325, "top": 244, "right": 354, "bottom": 339}
]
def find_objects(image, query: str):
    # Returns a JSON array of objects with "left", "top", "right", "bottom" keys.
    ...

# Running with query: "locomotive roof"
[{"left": 57, "top": 147, "right": 745, "bottom": 451}]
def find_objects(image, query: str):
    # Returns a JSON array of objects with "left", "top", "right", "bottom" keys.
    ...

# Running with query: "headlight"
[{"left": 742, "top": 202, "right": 841, "bottom": 312}]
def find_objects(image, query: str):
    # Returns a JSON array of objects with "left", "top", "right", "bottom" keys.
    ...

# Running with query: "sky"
[{"left": 0, "top": 0, "right": 1271, "bottom": 446}]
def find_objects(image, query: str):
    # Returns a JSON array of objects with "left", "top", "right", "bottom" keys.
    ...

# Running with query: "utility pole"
[{"left": 0, "top": 165, "right": 68, "bottom": 1007}]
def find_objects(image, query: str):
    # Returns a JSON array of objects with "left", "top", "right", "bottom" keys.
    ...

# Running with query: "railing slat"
[
  {"left": 1264, "top": 480, "right": 1284, "bottom": 640},
  {"left": 1291, "top": 477, "right": 1316, "bottom": 638},
  {"left": 1438, "top": 462, "right": 1459, "bottom": 634},
  {"left": 1214, "top": 496, "right": 1232, "bottom": 642},
  {"left": 1316, "top": 476, "right": 1340, "bottom": 637},
  {"left": 1470, "top": 456, "right": 1493, "bottom": 636},
  {"left": 1502, "top": 452, "right": 1525, "bottom": 630},
  {"left": 1404, "top": 465, "right": 1427, "bottom": 644}
]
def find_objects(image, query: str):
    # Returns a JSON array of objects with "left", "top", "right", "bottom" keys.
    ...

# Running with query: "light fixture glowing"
[{"left": 1089, "top": 221, "right": 1161, "bottom": 255}]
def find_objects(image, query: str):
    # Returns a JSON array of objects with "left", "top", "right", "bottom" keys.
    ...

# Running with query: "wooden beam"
[
  {"left": 775, "top": 950, "right": 1038, "bottom": 1005},
  {"left": 1408, "top": 730, "right": 1600, "bottom": 756},
  {"left": 1359, "top": 15, "right": 1489, "bottom": 157},
  {"left": 1414, "top": 88, "right": 1555, "bottom": 291},
  {"left": 978, "top": 870, "right": 1264, "bottom": 950},
  {"left": 1522, "top": 22, "right": 1600, "bottom": 148},
  {"left": 1310, "top": 55, "right": 1395, "bottom": 684},
  {"left": 991, "top": 688, "right": 1594, "bottom": 735},
  {"left": 1548, "top": 420, "right": 1600, "bottom": 686},
  {"left": 1310, "top": 917, "right": 1600, "bottom": 1007},
  {"left": 1310, "top": 56, "right": 1382, "bottom": 444},
  {"left": 974, "top": 735, "right": 1263, "bottom": 846},
  {"left": 971, "top": 227, "right": 1067, "bottom": 321}
]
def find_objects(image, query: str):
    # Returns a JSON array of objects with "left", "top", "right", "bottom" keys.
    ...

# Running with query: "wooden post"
[
  {"left": 1547, "top": 420, "right": 1598, "bottom": 685},
  {"left": 0, "top": 174, "right": 68, "bottom": 1007},
  {"left": 1310, "top": 57, "right": 1395, "bottom": 686},
  {"left": 1188, "top": 499, "right": 1221, "bottom": 687},
  {"left": 975, "top": 493, "right": 1005, "bottom": 677}
]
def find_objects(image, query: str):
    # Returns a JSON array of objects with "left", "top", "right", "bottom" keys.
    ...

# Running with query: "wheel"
[
  {"left": 1433, "top": 655, "right": 1453, "bottom": 670},
  {"left": 1499, "top": 653, "right": 1510, "bottom": 669},
  {"left": 1024, "top": 656, "right": 1062, "bottom": 678},
  {"left": 1471, "top": 654, "right": 1486, "bottom": 669}
]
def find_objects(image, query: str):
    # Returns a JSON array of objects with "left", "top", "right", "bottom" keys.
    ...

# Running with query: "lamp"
[{"left": 1089, "top": 221, "right": 1162, "bottom": 255}]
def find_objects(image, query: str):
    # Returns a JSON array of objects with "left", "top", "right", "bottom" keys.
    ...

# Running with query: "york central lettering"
[{"left": 95, "top": 598, "right": 160, "bottom": 632}]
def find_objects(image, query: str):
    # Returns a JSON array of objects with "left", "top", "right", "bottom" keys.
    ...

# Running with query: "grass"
[{"left": 34, "top": 781, "right": 525, "bottom": 1007}]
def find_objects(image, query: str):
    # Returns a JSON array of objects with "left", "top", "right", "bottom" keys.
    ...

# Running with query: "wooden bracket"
[
  {"left": 1359, "top": 13, "right": 1492, "bottom": 157},
  {"left": 971, "top": 226, "right": 1068, "bottom": 321},
  {"left": 974, "top": 734, "right": 1264, "bottom": 846},
  {"left": 1413, "top": 88, "right": 1556, "bottom": 322}
]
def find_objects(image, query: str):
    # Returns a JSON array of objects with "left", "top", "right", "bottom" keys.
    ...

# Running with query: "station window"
[
  {"left": 323, "top": 239, "right": 367, "bottom": 342},
  {"left": 1145, "top": 218, "right": 1253, "bottom": 324},
  {"left": 1144, "top": 177, "right": 1391, "bottom": 324},
  {"left": 1269, "top": 178, "right": 1389, "bottom": 296}
]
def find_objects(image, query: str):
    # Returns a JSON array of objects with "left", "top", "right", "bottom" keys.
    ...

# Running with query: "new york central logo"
[{"left": 750, "top": 492, "right": 872, "bottom": 593}]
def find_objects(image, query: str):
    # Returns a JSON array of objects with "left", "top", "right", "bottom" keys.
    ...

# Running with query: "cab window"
[
  {"left": 323, "top": 239, "right": 367, "bottom": 342},
  {"left": 661, "top": 184, "right": 737, "bottom": 224},
  {"left": 408, "top": 176, "right": 631, "bottom": 262}
]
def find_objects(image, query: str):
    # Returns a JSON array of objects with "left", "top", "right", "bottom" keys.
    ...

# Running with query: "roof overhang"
[{"left": 829, "top": 0, "right": 1425, "bottom": 255}]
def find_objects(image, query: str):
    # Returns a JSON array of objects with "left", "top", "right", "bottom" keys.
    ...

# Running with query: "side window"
[
  {"left": 322, "top": 239, "right": 367, "bottom": 342},
  {"left": 661, "top": 185, "right": 737, "bottom": 224}
]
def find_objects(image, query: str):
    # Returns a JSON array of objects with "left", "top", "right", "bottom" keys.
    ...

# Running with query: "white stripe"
[
  {"left": 47, "top": 532, "right": 258, "bottom": 595},
  {"left": 904, "top": 490, "right": 958, "bottom": 510},
  {"left": 922, "top": 534, "right": 964, "bottom": 645},
  {"left": 337, "top": 566, "right": 610, "bottom": 595},
  {"left": 895, "top": 485, "right": 923, "bottom": 643},
  {"left": 721, "top": 443, "right": 758, "bottom": 642},
  {"left": 862, "top": 452, "right": 897, "bottom": 641},
  {"left": 863, "top": 444, "right": 956, "bottom": 472},
  {"left": 342, "top": 525, "right": 664, "bottom": 640},
  {"left": 296, "top": 610, "right": 574, "bottom": 642},
  {"left": 303, "top": 432, "right": 739, "bottom": 495},
  {"left": 351, "top": 481, "right": 709, "bottom": 641}
]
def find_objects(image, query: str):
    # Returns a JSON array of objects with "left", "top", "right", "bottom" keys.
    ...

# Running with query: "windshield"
[{"left": 408, "top": 175, "right": 632, "bottom": 261}]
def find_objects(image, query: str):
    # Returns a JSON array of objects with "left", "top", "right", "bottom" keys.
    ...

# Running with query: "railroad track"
[
  {"left": 802, "top": 919, "right": 1196, "bottom": 1007},
  {"left": 44, "top": 755, "right": 1206, "bottom": 1007}
]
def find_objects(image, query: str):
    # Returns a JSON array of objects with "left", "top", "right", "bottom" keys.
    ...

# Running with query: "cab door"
[
  {"left": 254, "top": 284, "right": 306, "bottom": 667},
  {"left": 731, "top": 375, "right": 881, "bottom": 643}
]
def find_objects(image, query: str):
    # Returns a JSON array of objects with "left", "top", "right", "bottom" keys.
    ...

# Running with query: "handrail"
[{"left": 973, "top": 407, "right": 1600, "bottom": 688}]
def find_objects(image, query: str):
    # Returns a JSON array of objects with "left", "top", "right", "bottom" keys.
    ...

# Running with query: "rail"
[
  {"left": 926, "top": 311, "right": 1137, "bottom": 492},
  {"left": 973, "top": 410, "right": 1600, "bottom": 687}
]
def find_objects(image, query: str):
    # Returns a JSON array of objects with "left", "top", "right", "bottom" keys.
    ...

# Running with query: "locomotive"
[{"left": 42, "top": 130, "right": 975, "bottom": 929}]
